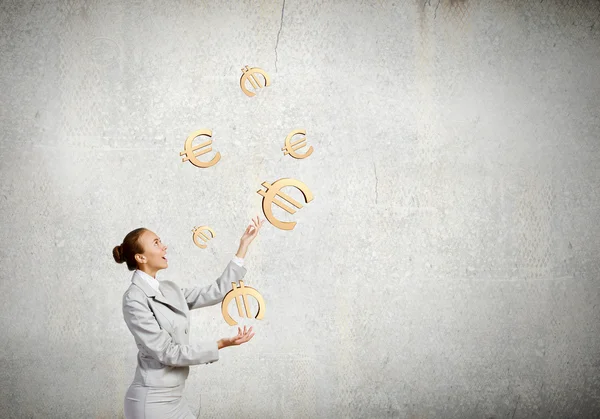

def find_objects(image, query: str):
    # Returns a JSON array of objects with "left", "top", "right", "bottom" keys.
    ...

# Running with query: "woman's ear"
[{"left": 135, "top": 254, "right": 146, "bottom": 265}]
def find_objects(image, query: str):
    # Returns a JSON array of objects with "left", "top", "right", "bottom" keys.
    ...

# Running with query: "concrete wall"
[{"left": 1, "top": 0, "right": 599, "bottom": 417}]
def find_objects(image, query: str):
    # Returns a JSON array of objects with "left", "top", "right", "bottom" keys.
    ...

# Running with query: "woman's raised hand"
[
  {"left": 218, "top": 326, "right": 255, "bottom": 349},
  {"left": 240, "top": 215, "right": 265, "bottom": 247}
]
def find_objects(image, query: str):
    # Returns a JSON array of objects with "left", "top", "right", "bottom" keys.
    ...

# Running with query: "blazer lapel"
[{"left": 131, "top": 272, "right": 186, "bottom": 315}]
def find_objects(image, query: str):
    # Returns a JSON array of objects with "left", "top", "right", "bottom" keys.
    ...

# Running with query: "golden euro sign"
[
  {"left": 221, "top": 280, "right": 265, "bottom": 326},
  {"left": 180, "top": 129, "right": 221, "bottom": 168},
  {"left": 240, "top": 65, "right": 271, "bottom": 97},
  {"left": 257, "top": 178, "right": 313, "bottom": 231},
  {"left": 191, "top": 226, "right": 215, "bottom": 249},
  {"left": 282, "top": 129, "right": 314, "bottom": 159}
]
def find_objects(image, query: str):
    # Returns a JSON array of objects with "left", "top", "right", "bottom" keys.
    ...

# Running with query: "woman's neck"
[{"left": 139, "top": 266, "right": 158, "bottom": 279}]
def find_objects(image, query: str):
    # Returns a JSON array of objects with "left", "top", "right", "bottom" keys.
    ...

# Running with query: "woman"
[{"left": 115, "top": 216, "right": 265, "bottom": 419}]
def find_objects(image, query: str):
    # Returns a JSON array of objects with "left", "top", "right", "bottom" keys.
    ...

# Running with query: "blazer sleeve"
[
  {"left": 181, "top": 259, "right": 247, "bottom": 310},
  {"left": 122, "top": 293, "right": 219, "bottom": 366}
]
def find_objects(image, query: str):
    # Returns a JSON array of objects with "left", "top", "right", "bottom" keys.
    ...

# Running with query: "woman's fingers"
[
  {"left": 236, "top": 333, "right": 254, "bottom": 344},
  {"left": 243, "top": 216, "right": 264, "bottom": 238},
  {"left": 243, "top": 328, "right": 254, "bottom": 341},
  {"left": 232, "top": 326, "right": 254, "bottom": 344},
  {"left": 236, "top": 326, "right": 246, "bottom": 337}
]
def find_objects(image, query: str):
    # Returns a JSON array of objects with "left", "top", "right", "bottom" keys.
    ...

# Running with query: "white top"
[{"left": 134, "top": 255, "right": 245, "bottom": 296}]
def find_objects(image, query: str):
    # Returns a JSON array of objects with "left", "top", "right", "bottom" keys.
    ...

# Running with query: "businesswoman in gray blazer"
[{"left": 115, "top": 216, "right": 265, "bottom": 419}]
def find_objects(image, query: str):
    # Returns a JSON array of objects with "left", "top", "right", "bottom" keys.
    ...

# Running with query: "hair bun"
[{"left": 112, "top": 244, "right": 125, "bottom": 264}]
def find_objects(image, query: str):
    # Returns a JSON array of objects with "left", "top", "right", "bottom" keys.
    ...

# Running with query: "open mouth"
[{"left": 162, "top": 256, "right": 168, "bottom": 262}]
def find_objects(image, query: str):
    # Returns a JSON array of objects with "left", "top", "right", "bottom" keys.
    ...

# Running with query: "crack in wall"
[
  {"left": 373, "top": 162, "right": 378, "bottom": 205},
  {"left": 274, "top": 0, "right": 286, "bottom": 72}
]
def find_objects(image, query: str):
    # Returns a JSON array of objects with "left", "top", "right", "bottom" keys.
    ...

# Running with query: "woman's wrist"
[
  {"left": 235, "top": 242, "right": 249, "bottom": 258},
  {"left": 217, "top": 339, "right": 226, "bottom": 350}
]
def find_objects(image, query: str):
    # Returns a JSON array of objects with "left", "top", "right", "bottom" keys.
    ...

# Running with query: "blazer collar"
[{"left": 131, "top": 271, "right": 186, "bottom": 315}]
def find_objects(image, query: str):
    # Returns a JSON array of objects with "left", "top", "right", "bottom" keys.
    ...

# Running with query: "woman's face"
[{"left": 136, "top": 230, "right": 168, "bottom": 271}]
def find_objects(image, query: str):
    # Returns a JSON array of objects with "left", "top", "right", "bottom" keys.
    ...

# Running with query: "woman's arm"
[
  {"left": 123, "top": 292, "right": 219, "bottom": 366},
  {"left": 181, "top": 217, "right": 264, "bottom": 310},
  {"left": 180, "top": 259, "right": 247, "bottom": 310}
]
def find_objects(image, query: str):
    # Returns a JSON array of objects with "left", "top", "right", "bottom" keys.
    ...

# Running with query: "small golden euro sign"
[
  {"left": 282, "top": 129, "right": 313, "bottom": 159},
  {"left": 221, "top": 280, "right": 265, "bottom": 326},
  {"left": 240, "top": 65, "right": 271, "bottom": 97},
  {"left": 191, "top": 226, "right": 215, "bottom": 249},
  {"left": 257, "top": 178, "right": 313, "bottom": 230},
  {"left": 180, "top": 129, "right": 221, "bottom": 168}
]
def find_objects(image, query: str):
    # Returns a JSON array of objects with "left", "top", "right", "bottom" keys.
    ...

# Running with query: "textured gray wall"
[{"left": 1, "top": 0, "right": 600, "bottom": 418}]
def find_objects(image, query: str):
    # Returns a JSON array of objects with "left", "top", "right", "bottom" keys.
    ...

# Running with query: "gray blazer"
[{"left": 122, "top": 260, "right": 247, "bottom": 387}]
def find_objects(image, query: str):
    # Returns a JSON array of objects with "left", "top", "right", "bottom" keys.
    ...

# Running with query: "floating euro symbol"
[
  {"left": 180, "top": 129, "right": 221, "bottom": 168},
  {"left": 239, "top": 65, "right": 271, "bottom": 97},
  {"left": 256, "top": 178, "right": 314, "bottom": 231},
  {"left": 191, "top": 225, "right": 215, "bottom": 249},
  {"left": 281, "top": 129, "right": 314, "bottom": 159},
  {"left": 221, "top": 280, "right": 265, "bottom": 326}
]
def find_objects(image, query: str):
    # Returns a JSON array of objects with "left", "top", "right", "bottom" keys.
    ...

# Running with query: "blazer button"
[{"left": 185, "top": 328, "right": 188, "bottom": 334}]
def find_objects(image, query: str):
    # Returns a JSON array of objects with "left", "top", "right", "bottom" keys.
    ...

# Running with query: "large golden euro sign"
[
  {"left": 180, "top": 129, "right": 221, "bottom": 168},
  {"left": 257, "top": 178, "right": 313, "bottom": 230},
  {"left": 239, "top": 65, "right": 271, "bottom": 97},
  {"left": 221, "top": 280, "right": 265, "bottom": 326},
  {"left": 191, "top": 225, "right": 215, "bottom": 249},
  {"left": 282, "top": 129, "right": 314, "bottom": 159}
]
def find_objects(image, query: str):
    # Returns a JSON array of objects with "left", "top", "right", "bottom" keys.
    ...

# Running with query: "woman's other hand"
[{"left": 218, "top": 326, "right": 255, "bottom": 349}]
